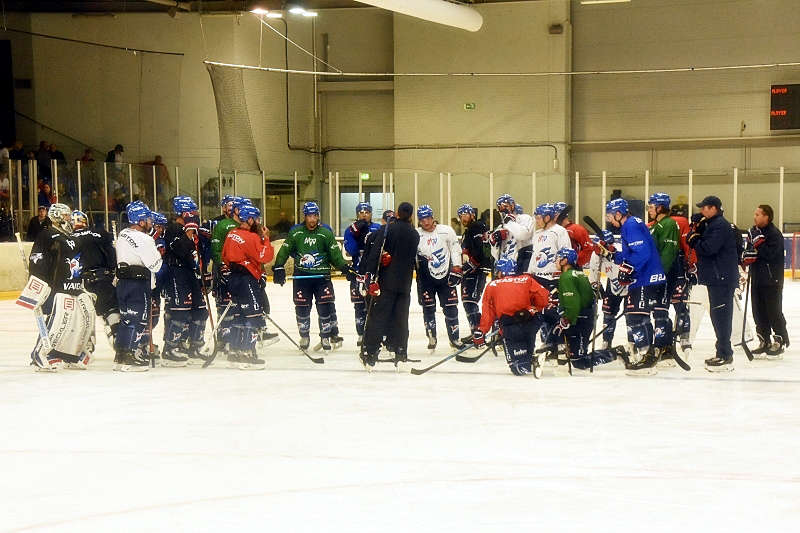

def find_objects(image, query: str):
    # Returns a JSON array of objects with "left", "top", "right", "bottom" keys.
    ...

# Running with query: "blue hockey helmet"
[
  {"left": 127, "top": 201, "right": 152, "bottom": 224},
  {"left": 151, "top": 212, "right": 168, "bottom": 226},
  {"left": 496, "top": 194, "right": 515, "bottom": 209},
  {"left": 417, "top": 204, "right": 434, "bottom": 220},
  {"left": 71, "top": 209, "right": 88, "bottom": 229},
  {"left": 173, "top": 195, "right": 197, "bottom": 215},
  {"left": 303, "top": 201, "right": 320, "bottom": 216},
  {"left": 514, "top": 204, "right": 523, "bottom": 215},
  {"left": 494, "top": 257, "right": 517, "bottom": 277},
  {"left": 556, "top": 247, "right": 578, "bottom": 266},
  {"left": 553, "top": 201, "right": 567, "bottom": 214},
  {"left": 239, "top": 204, "right": 261, "bottom": 222},
  {"left": 600, "top": 229, "right": 615, "bottom": 245},
  {"left": 648, "top": 192, "right": 671, "bottom": 209},
  {"left": 534, "top": 203, "right": 555, "bottom": 218},
  {"left": 220, "top": 194, "right": 235, "bottom": 207},
  {"left": 605, "top": 198, "right": 629, "bottom": 215},
  {"left": 457, "top": 203, "right": 476, "bottom": 217},
  {"left": 230, "top": 196, "right": 248, "bottom": 210},
  {"left": 355, "top": 202, "right": 372, "bottom": 214}
]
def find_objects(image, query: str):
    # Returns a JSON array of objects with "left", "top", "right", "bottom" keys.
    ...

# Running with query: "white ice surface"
[{"left": 1, "top": 280, "right": 799, "bottom": 532}]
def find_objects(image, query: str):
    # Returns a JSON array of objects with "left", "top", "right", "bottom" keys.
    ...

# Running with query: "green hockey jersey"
[
  {"left": 274, "top": 224, "right": 347, "bottom": 275},
  {"left": 558, "top": 267, "right": 594, "bottom": 324}
]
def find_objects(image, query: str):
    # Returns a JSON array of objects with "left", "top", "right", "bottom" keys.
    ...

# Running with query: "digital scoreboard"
[{"left": 770, "top": 84, "right": 800, "bottom": 130}]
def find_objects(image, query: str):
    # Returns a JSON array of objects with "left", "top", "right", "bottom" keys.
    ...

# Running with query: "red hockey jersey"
[
  {"left": 479, "top": 274, "right": 550, "bottom": 334},
  {"left": 565, "top": 222, "right": 593, "bottom": 267},
  {"left": 222, "top": 227, "right": 274, "bottom": 279}
]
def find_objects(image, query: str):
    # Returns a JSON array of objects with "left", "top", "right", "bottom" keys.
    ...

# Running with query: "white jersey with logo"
[
  {"left": 489, "top": 214, "right": 534, "bottom": 273},
  {"left": 588, "top": 243, "right": 627, "bottom": 297},
  {"left": 528, "top": 223, "right": 571, "bottom": 280},
  {"left": 116, "top": 227, "right": 163, "bottom": 287},
  {"left": 417, "top": 224, "right": 462, "bottom": 280}
]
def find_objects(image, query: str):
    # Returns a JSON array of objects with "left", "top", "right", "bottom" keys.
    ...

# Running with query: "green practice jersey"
[
  {"left": 558, "top": 267, "right": 594, "bottom": 324},
  {"left": 211, "top": 217, "right": 239, "bottom": 265},
  {"left": 274, "top": 224, "right": 346, "bottom": 275},
  {"left": 650, "top": 215, "right": 679, "bottom": 272}
]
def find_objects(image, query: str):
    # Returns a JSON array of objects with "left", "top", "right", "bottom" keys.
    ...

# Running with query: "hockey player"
[
  {"left": 646, "top": 193, "right": 682, "bottom": 363},
  {"left": 149, "top": 212, "right": 169, "bottom": 352},
  {"left": 588, "top": 229, "right": 628, "bottom": 351},
  {"left": 553, "top": 247, "right": 601, "bottom": 369},
  {"left": 359, "top": 202, "right": 420, "bottom": 367},
  {"left": 210, "top": 195, "right": 241, "bottom": 354},
  {"left": 487, "top": 194, "right": 534, "bottom": 275},
  {"left": 161, "top": 196, "right": 209, "bottom": 366},
  {"left": 221, "top": 204, "right": 273, "bottom": 369},
  {"left": 598, "top": 198, "right": 666, "bottom": 374},
  {"left": 473, "top": 260, "right": 550, "bottom": 376},
  {"left": 343, "top": 202, "right": 381, "bottom": 346},
  {"left": 71, "top": 209, "right": 119, "bottom": 357},
  {"left": 743, "top": 204, "right": 788, "bottom": 358},
  {"left": 554, "top": 202, "right": 594, "bottom": 267},
  {"left": 669, "top": 205, "right": 695, "bottom": 356},
  {"left": 114, "top": 201, "right": 162, "bottom": 371},
  {"left": 415, "top": 204, "right": 463, "bottom": 351},
  {"left": 457, "top": 203, "right": 491, "bottom": 342},
  {"left": 272, "top": 201, "right": 356, "bottom": 351},
  {"left": 17, "top": 203, "right": 95, "bottom": 371}
]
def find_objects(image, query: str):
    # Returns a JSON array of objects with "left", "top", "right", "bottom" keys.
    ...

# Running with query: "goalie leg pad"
[
  {"left": 17, "top": 275, "right": 52, "bottom": 310},
  {"left": 46, "top": 292, "right": 96, "bottom": 357}
]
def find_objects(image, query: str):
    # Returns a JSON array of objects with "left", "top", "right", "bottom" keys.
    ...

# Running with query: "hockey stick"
[
  {"left": 147, "top": 304, "right": 156, "bottom": 368},
  {"left": 456, "top": 334, "right": 500, "bottom": 363},
  {"left": 288, "top": 274, "right": 327, "bottom": 280},
  {"left": 587, "top": 310, "right": 625, "bottom": 345},
  {"left": 582, "top": 215, "right": 605, "bottom": 238},
  {"left": 740, "top": 267, "right": 754, "bottom": 361},
  {"left": 15, "top": 232, "right": 54, "bottom": 363},
  {"left": 265, "top": 314, "right": 324, "bottom": 364},
  {"left": 202, "top": 301, "right": 233, "bottom": 368},
  {"left": 562, "top": 335, "right": 573, "bottom": 375},
  {"left": 411, "top": 329, "right": 498, "bottom": 375}
]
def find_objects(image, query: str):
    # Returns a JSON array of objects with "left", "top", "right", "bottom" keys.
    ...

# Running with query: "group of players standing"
[{"left": 16, "top": 185, "right": 787, "bottom": 376}]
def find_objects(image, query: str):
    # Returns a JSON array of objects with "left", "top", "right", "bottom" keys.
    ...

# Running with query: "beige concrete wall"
[{"left": 0, "top": 241, "right": 32, "bottom": 292}]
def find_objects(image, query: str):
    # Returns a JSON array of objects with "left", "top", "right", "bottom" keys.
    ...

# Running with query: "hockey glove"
[
  {"left": 749, "top": 226, "right": 765, "bottom": 248},
  {"left": 742, "top": 249, "right": 758, "bottom": 266},
  {"left": 219, "top": 263, "right": 231, "bottom": 281},
  {"left": 348, "top": 219, "right": 370, "bottom": 242},
  {"left": 690, "top": 214, "right": 708, "bottom": 233},
  {"left": 462, "top": 258, "right": 478, "bottom": 276},
  {"left": 272, "top": 265, "right": 286, "bottom": 286},
  {"left": 357, "top": 274, "right": 368, "bottom": 297},
  {"left": 591, "top": 281, "right": 605, "bottom": 300},
  {"left": 368, "top": 279, "right": 381, "bottom": 297},
  {"left": 687, "top": 263, "right": 698, "bottom": 285},
  {"left": 472, "top": 330, "right": 486, "bottom": 348},
  {"left": 686, "top": 230, "right": 701, "bottom": 248},
  {"left": 554, "top": 317, "right": 571, "bottom": 337},
  {"left": 447, "top": 266, "right": 463, "bottom": 287},
  {"left": 488, "top": 229, "right": 509, "bottom": 246},
  {"left": 341, "top": 265, "right": 358, "bottom": 282},
  {"left": 501, "top": 212, "right": 516, "bottom": 225},
  {"left": 547, "top": 288, "right": 560, "bottom": 309},
  {"left": 617, "top": 261, "right": 636, "bottom": 286},
  {"left": 593, "top": 242, "right": 615, "bottom": 261}
]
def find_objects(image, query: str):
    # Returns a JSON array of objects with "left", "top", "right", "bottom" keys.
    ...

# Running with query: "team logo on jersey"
[
  {"left": 299, "top": 252, "right": 321, "bottom": 269},
  {"left": 535, "top": 246, "right": 555, "bottom": 269},
  {"left": 66, "top": 253, "right": 83, "bottom": 279},
  {"left": 65, "top": 239, "right": 76, "bottom": 250},
  {"left": 303, "top": 237, "right": 317, "bottom": 247},
  {"left": 429, "top": 247, "right": 447, "bottom": 269},
  {"left": 30, "top": 252, "right": 44, "bottom": 265}
]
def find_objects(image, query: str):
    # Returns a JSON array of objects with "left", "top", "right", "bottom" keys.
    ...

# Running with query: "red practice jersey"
[
  {"left": 479, "top": 274, "right": 550, "bottom": 334},
  {"left": 565, "top": 222, "right": 593, "bottom": 267},
  {"left": 671, "top": 215, "right": 696, "bottom": 266},
  {"left": 222, "top": 227, "right": 274, "bottom": 279}
]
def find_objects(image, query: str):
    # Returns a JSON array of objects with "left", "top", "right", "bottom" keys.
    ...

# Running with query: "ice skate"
[
  {"left": 704, "top": 356, "right": 734, "bottom": 372},
  {"left": 332, "top": 335, "right": 344, "bottom": 350},
  {"left": 64, "top": 352, "right": 91, "bottom": 370},
  {"left": 356, "top": 334, "right": 363, "bottom": 347},
  {"left": 765, "top": 336, "right": 785, "bottom": 359},
  {"left": 359, "top": 348, "right": 376, "bottom": 372},
  {"left": 393, "top": 349, "right": 409, "bottom": 372},
  {"left": 426, "top": 331, "right": 437, "bottom": 353},
  {"left": 236, "top": 350, "right": 266, "bottom": 370},
  {"left": 299, "top": 335, "right": 311, "bottom": 352},
  {"left": 532, "top": 352, "right": 544, "bottom": 379},
  {"left": 186, "top": 342, "right": 210, "bottom": 366},
  {"left": 320, "top": 337, "right": 332, "bottom": 352},
  {"left": 160, "top": 345, "right": 189, "bottom": 367},
  {"left": 626, "top": 346, "right": 659, "bottom": 376},
  {"left": 656, "top": 345, "right": 677, "bottom": 368},
  {"left": 34, "top": 352, "right": 63, "bottom": 372},
  {"left": 114, "top": 351, "right": 149, "bottom": 372},
  {"left": 751, "top": 335, "right": 770, "bottom": 358}
]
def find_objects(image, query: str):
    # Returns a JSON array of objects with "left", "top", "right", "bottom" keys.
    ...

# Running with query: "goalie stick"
[
  {"left": 15, "top": 232, "right": 54, "bottom": 361},
  {"left": 265, "top": 315, "right": 324, "bottom": 364},
  {"left": 201, "top": 301, "right": 233, "bottom": 368},
  {"left": 410, "top": 330, "right": 497, "bottom": 375}
]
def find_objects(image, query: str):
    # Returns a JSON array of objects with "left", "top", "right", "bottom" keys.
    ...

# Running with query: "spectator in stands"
[
  {"left": 9, "top": 140, "right": 25, "bottom": 161},
  {"left": 142, "top": 155, "right": 171, "bottom": 198},
  {"left": 26, "top": 205, "right": 51, "bottom": 241},
  {"left": 37, "top": 141, "right": 52, "bottom": 181},
  {"left": 38, "top": 182, "right": 55, "bottom": 208},
  {"left": 80, "top": 148, "right": 95, "bottom": 163},
  {"left": 49, "top": 144, "right": 66, "bottom": 162},
  {"left": 272, "top": 211, "right": 293, "bottom": 235},
  {"left": 0, "top": 168, "right": 9, "bottom": 203},
  {"left": 106, "top": 144, "right": 124, "bottom": 165},
  {"left": 0, "top": 141, "right": 8, "bottom": 184}
]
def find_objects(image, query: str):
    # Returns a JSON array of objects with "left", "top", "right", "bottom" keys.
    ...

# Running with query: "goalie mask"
[{"left": 48, "top": 203, "right": 73, "bottom": 234}]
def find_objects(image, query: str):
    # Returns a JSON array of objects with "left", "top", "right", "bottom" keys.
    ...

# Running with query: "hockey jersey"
[
  {"left": 344, "top": 219, "right": 381, "bottom": 270},
  {"left": 564, "top": 222, "right": 594, "bottom": 267},
  {"left": 588, "top": 242, "right": 627, "bottom": 297},
  {"left": 29, "top": 227, "right": 83, "bottom": 294},
  {"left": 461, "top": 219, "right": 492, "bottom": 272},
  {"left": 211, "top": 216, "right": 239, "bottom": 265},
  {"left": 649, "top": 215, "right": 680, "bottom": 273},
  {"left": 417, "top": 224, "right": 462, "bottom": 281},
  {"left": 72, "top": 227, "right": 116, "bottom": 273},
  {"left": 274, "top": 224, "right": 347, "bottom": 275},
  {"left": 222, "top": 228, "right": 274, "bottom": 279},
  {"left": 116, "top": 227, "right": 163, "bottom": 288},
  {"left": 478, "top": 274, "right": 550, "bottom": 334},
  {"left": 490, "top": 214, "right": 533, "bottom": 274},
  {"left": 617, "top": 216, "right": 665, "bottom": 288},
  {"left": 558, "top": 267, "right": 594, "bottom": 324},
  {"left": 528, "top": 224, "right": 572, "bottom": 280}
]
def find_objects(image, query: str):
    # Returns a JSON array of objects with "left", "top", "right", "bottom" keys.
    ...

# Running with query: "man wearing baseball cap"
[{"left": 686, "top": 195, "right": 742, "bottom": 372}]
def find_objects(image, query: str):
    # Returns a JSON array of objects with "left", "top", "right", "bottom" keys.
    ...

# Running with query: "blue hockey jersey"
[
  {"left": 344, "top": 221, "right": 381, "bottom": 270},
  {"left": 616, "top": 216, "right": 665, "bottom": 288}
]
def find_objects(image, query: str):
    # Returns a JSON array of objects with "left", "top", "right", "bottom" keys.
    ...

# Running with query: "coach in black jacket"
[
  {"left": 687, "top": 196, "right": 741, "bottom": 370},
  {"left": 743, "top": 204, "right": 788, "bottom": 356},
  {"left": 359, "top": 202, "right": 420, "bottom": 367}
]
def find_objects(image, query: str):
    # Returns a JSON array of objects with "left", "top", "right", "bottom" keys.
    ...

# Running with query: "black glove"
[
  {"left": 348, "top": 219, "right": 370, "bottom": 242},
  {"left": 501, "top": 212, "right": 516, "bottom": 225},
  {"left": 688, "top": 263, "right": 698, "bottom": 285},
  {"left": 748, "top": 226, "right": 765, "bottom": 248},
  {"left": 462, "top": 260, "right": 477, "bottom": 276},
  {"left": 447, "top": 266, "right": 463, "bottom": 287},
  {"left": 691, "top": 214, "right": 708, "bottom": 234},
  {"left": 272, "top": 265, "right": 286, "bottom": 286},
  {"left": 618, "top": 261, "right": 636, "bottom": 286},
  {"left": 341, "top": 265, "right": 358, "bottom": 282},
  {"left": 591, "top": 281, "right": 604, "bottom": 300}
]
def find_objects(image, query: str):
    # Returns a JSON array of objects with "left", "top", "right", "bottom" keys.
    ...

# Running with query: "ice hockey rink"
[{"left": 1, "top": 279, "right": 798, "bottom": 532}]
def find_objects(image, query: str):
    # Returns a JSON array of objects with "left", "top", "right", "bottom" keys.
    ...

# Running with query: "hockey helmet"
[
  {"left": 600, "top": 229, "right": 615, "bottom": 245},
  {"left": 151, "top": 212, "right": 168, "bottom": 226},
  {"left": 556, "top": 247, "right": 578, "bottom": 266},
  {"left": 303, "top": 201, "right": 320, "bottom": 217},
  {"left": 220, "top": 194, "right": 235, "bottom": 207},
  {"left": 648, "top": 192, "right": 671, "bottom": 209},
  {"left": 494, "top": 257, "right": 516, "bottom": 277},
  {"left": 173, "top": 195, "right": 197, "bottom": 215},
  {"left": 239, "top": 204, "right": 261, "bottom": 222},
  {"left": 48, "top": 203, "right": 73, "bottom": 234},
  {"left": 553, "top": 201, "right": 567, "bottom": 215},
  {"left": 127, "top": 201, "right": 152, "bottom": 225},
  {"left": 534, "top": 203, "right": 555, "bottom": 218},
  {"left": 417, "top": 204, "right": 434, "bottom": 220},
  {"left": 355, "top": 202, "right": 372, "bottom": 214},
  {"left": 71, "top": 209, "right": 88, "bottom": 229},
  {"left": 514, "top": 204, "right": 524, "bottom": 215},
  {"left": 605, "top": 198, "right": 629, "bottom": 215},
  {"left": 457, "top": 203, "right": 476, "bottom": 217}
]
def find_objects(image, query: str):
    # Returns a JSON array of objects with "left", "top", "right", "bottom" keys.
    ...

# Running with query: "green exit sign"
[
  {"left": 464, "top": 102, "right": 476, "bottom": 110},
  {"left": 359, "top": 172, "right": 370, "bottom": 181}
]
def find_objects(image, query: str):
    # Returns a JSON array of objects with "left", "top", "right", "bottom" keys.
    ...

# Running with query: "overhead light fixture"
[
  {"left": 288, "top": 6, "right": 305, "bottom": 14},
  {"left": 580, "top": 0, "right": 631, "bottom": 4},
  {"left": 355, "top": 1, "right": 483, "bottom": 32},
  {"left": 250, "top": 7, "right": 269, "bottom": 14},
  {"left": 266, "top": 12, "right": 283, "bottom": 18},
  {"left": 301, "top": 11, "right": 318, "bottom": 17}
]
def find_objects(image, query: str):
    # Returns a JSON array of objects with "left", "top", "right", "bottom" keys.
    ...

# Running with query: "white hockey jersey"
[
  {"left": 417, "top": 224, "right": 462, "bottom": 280},
  {"left": 116, "top": 227, "right": 163, "bottom": 288},
  {"left": 489, "top": 214, "right": 533, "bottom": 274},
  {"left": 528, "top": 223, "right": 572, "bottom": 280},
  {"left": 588, "top": 242, "right": 627, "bottom": 297}
]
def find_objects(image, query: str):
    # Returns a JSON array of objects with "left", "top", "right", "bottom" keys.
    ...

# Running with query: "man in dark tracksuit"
[
  {"left": 743, "top": 204, "right": 788, "bottom": 358},
  {"left": 687, "top": 196, "right": 741, "bottom": 371},
  {"left": 458, "top": 203, "right": 491, "bottom": 342},
  {"left": 359, "top": 202, "right": 420, "bottom": 368}
]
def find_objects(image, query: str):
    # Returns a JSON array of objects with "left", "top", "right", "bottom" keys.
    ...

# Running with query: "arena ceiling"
[{"left": 1, "top": 1, "right": 534, "bottom": 14}]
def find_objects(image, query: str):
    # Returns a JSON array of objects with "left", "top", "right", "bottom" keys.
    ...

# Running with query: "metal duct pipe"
[
  {"left": 355, "top": 0, "right": 483, "bottom": 32},
  {"left": 144, "top": 0, "right": 191, "bottom": 11}
]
